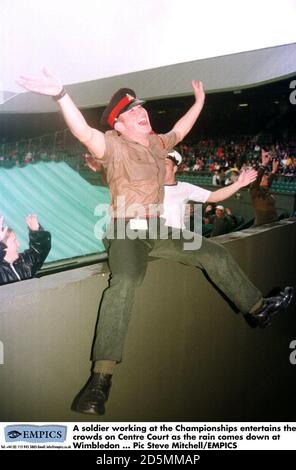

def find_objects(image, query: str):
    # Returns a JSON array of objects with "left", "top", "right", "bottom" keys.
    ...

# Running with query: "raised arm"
[
  {"left": 251, "top": 149, "right": 271, "bottom": 188},
  {"left": 17, "top": 69, "right": 105, "bottom": 159},
  {"left": 22, "top": 215, "right": 51, "bottom": 274},
  {"left": 207, "top": 168, "right": 257, "bottom": 203},
  {"left": 172, "top": 80, "right": 205, "bottom": 143},
  {"left": 268, "top": 159, "right": 279, "bottom": 186}
]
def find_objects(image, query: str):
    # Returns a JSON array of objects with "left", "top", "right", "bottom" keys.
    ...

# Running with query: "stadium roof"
[{"left": 1, "top": 43, "right": 296, "bottom": 114}]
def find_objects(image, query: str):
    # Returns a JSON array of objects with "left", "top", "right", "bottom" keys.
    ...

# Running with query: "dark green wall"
[{"left": 202, "top": 186, "right": 295, "bottom": 222}]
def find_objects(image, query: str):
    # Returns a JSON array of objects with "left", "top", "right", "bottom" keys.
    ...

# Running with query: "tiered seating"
[
  {"left": 176, "top": 174, "right": 212, "bottom": 186},
  {"left": 177, "top": 173, "right": 296, "bottom": 194},
  {"left": 271, "top": 180, "right": 296, "bottom": 193}
]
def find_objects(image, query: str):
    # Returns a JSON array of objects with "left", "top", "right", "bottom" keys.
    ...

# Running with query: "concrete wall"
[{"left": 0, "top": 220, "right": 295, "bottom": 422}]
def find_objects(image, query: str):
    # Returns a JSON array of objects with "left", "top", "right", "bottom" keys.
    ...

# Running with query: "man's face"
[
  {"left": 5, "top": 232, "right": 20, "bottom": 257},
  {"left": 164, "top": 158, "right": 177, "bottom": 183},
  {"left": 116, "top": 105, "right": 152, "bottom": 136},
  {"left": 215, "top": 208, "right": 224, "bottom": 218}
]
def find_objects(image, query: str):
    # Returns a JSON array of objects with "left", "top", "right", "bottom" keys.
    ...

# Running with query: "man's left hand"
[{"left": 192, "top": 80, "right": 205, "bottom": 104}]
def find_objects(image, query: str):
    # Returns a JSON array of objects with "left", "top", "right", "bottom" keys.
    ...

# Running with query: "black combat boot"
[
  {"left": 244, "top": 286, "right": 294, "bottom": 328},
  {"left": 71, "top": 373, "right": 112, "bottom": 415}
]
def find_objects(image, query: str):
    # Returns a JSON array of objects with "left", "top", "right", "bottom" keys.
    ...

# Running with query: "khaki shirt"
[{"left": 101, "top": 130, "right": 178, "bottom": 218}]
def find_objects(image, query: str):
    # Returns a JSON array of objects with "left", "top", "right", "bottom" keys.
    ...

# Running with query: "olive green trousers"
[{"left": 92, "top": 220, "right": 262, "bottom": 362}]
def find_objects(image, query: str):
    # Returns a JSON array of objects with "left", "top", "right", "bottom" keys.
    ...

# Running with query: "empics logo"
[{"left": 5, "top": 425, "right": 67, "bottom": 443}]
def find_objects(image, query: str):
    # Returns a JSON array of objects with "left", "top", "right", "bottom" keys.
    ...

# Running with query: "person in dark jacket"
[
  {"left": 0, "top": 214, "right": 51, "bottom": 285},
  {"left": 250, "top": 149, "right": 279, "bottom": 226},
  {"left": 210, "top": 205, "right": 236, "bottom": 237}
]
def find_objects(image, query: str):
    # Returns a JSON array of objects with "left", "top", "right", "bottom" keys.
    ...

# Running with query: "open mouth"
[{"left": 138, "top": 118, "right": 147, "bottom": 126}]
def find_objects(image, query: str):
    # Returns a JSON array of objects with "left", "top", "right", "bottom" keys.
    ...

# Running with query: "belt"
[
  {"left": 112, "top": 216, "right": 161, "bottom": 230},
  {"left": 112, "top": 215, "right": 160, "bottom": 221}
]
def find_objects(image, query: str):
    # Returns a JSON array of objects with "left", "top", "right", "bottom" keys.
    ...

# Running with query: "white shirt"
[{"left": 162, "top": 181, "right": 211, "bottom": 229}]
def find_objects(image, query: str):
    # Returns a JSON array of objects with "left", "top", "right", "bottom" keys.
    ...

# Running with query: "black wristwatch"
[{"left": 52, "top": 87, "right": 67, "bottom": 101}]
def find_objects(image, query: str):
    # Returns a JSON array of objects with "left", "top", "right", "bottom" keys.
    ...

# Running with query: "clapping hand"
[{"left": 26, "top": 214, "right": 39, "bottom": 231}]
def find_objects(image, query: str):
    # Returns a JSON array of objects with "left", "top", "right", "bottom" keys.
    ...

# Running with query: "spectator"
[
  {"left": 212, "top": 170, "right": 220, "bottom": 186},
  {"left": 203, "top": 203, "right": 216, "bottom": 224},
  {"left": 24, "top": 151, "right": 33, "bottom": 164},
  {"left": 210, "top": 205, "right": 236, "bottom": 237},
  {"left": 225, "top": 207, "right": 239, "bottom": 228},
  {"left": 250, "top": 149, "right": 278, "bottom": 226},
  {"left": 0, "top": 215, "right": 51, "bottom": 285}
]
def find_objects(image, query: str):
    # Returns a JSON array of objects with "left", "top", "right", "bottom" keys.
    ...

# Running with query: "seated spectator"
[
  {"left": 203, "top": 203, "right": 216, "bottom": 224},
  {"left": 192, "top": 157, "right": 204, "bottom": 172},
  {"left": 211, "top": 205, "right": 236, "bottom": 237},
  {"left": 225, "top": 167, "right": 239, "bottom": 186},
  {"left": 219, "top": 168, "right": 226, "bottom": 186},
  {"left": 225, "top": 207, "right": 240, "bottom": 228},
  {"left": 0, "top": 214, "right": 51, "bottom": 286},
  {"left": 24, "top": 151, "right": 33, "bottom": 164},
  {"left": 212, "top": 170, "right": 220, "bottom": 186}
]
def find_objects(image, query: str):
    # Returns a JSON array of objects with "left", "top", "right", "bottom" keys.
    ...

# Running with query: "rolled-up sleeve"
[{"left": 158, "top": 131, "right": 179, "bottom": 152}]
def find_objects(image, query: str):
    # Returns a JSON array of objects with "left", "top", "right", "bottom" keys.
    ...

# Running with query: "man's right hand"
[
  {"left": 17, "top": 68, "right": 106, "bottom": 160},
  {"left": 192, "top": 80, "right": 205, "bottom": 105},
  {"left": 17, "top": 68, "right": 63, "bottom": 96}
]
